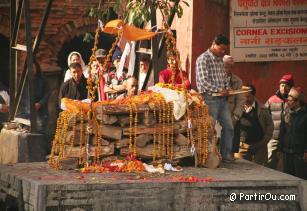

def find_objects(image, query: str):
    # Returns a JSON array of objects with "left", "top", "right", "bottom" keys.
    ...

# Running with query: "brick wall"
[
  {"left": 1, "top": 0, "right": 115, "bottom": 74},
  {"left": 0, "top": 0, "right": 116, "bottom": 144}
]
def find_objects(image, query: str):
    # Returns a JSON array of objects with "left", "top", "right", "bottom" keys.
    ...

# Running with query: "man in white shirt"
[{"left": 138, "top": 55, "right": 154, "bottom": 92}]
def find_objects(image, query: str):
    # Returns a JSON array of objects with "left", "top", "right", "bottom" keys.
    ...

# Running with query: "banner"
[{"left": 230, "top": 0, "right": 307, "bottom": 62}]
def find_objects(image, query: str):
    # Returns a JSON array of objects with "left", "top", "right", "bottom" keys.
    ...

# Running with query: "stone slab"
[
  {"left": 0, "top": 160, "right": 306, "bottom": 211},
  {"left": 0, "top": 129, "right": 46, "bottom": 164}
]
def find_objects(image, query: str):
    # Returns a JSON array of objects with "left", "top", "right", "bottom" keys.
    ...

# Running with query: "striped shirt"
[{"left": 196, "top": 49, "right": 229, "bottom": 94}]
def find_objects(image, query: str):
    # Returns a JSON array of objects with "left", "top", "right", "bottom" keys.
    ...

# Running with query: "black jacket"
[
  {"left": 59, "top": 76, "right": 88, "bottom": 106},
  {"left": 279, "top": 105, "right": 307, "bottom": 154}
]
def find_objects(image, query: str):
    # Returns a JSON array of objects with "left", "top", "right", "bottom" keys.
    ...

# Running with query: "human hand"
[
  {"left": 35, "top": 103, "right": 42, "bottom": 111},
  {"left": 219, "top": 89, "right": 230, "bottom": 96},
  {"left": 0, "top": 104, "right": 9, "bottom": 113}
]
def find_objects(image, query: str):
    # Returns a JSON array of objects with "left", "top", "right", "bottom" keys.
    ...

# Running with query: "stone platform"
[
  {"left": 0, "top": 160, "right": 306, "bottom": 211},
  {"left": 0, "top": 129, "right": 46, "bottom": 164}
]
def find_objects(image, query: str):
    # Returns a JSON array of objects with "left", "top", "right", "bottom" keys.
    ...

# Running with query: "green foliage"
[
  {"left": 86, "top": 0, "right": 189, "bottom": 27},
  {"left": 83, "top": 0, "right": 189, "bottom": 42},
  {"left": 122, "top": 0, "right": 189, "bottom": 26},
  {"left": 83, "top": 32, "right": 93, "bottom": 43}
]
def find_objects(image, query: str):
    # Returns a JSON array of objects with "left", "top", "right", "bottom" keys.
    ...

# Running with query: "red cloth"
[
  {"left": 158, "top": 67, "right": 191, "bottom": 89},
  {"left": 97, "top": 62, "right": 113, "bottom": 101}
]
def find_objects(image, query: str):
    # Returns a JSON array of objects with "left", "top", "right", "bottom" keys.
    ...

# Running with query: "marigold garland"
[
  {"left": 166, "top": 102, "right": 171, "bottom": 158},
  {"left": 129, "top": 103, "right": 133, "bottom": 153},
  {"left": 133, "top": 103, "right": 138, "bottom": 156},
  {"left": 170, "top": 103, "right": 174, "bottom": 160},
  {"left": 157, "top": 101, "right": 162, "bottom": 158},
  {"left": 202, "top": 105, "right": 209, "bottom": 164},
  {"left": 67, "top": 113, "right": 77, "bottom": 157},
  {"left": 152, "top": 104, "right": 157, "bottom": 161}
]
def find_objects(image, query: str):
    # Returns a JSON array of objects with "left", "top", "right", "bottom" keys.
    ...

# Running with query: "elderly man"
[
  {"left": 223, "top": 55, "right": 246, "bottom": 156},
  {"left": 116, "top": 77, "right": 138, "bottom": 99},
  {"left": 266, "top": 74, "right": 294, "bottom": 170},
  {"left": 59, "top": 62, "right": 88, "bottom": 106},
  {"left": 278, "top": 87, "right": 307, "bottom": 179},
  {"left": 236, "top": 85, "right": 274, "bottom": 165},
  {"left": 196, "top": 34, "right": 234, "bottom": 163}
]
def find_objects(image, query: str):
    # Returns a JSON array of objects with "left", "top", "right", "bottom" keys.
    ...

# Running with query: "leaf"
[
  {"left": 88, "top": 8, "right": 95, "bottom": 17},
  {"left": 176, "top": 5, "right": 183, "bottom": 18},
  {"left": 83, "top": 33, "right": 92, "bottom": 43}
]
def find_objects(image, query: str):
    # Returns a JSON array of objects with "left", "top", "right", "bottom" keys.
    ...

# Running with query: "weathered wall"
[
  {"left": 171, "top": 1, "right": 193, "bottom": 81},
  {"left": 0, "top": 0, "right": 115, "bottom": 146},
  {"left": 191, "top": 0, "right": 229, "bottom": 93},
  {"left": 190, "top": 0, "right": 307, "bottom": 103}
]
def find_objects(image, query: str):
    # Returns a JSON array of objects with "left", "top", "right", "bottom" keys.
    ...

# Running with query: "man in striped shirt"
[{"left": 196, "top": 34, "right": 234, "bottom": 163}]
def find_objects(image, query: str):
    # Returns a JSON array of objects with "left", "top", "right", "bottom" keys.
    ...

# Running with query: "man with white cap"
[
  {"left": 223, "top": 55, "right": 246, "bottom": 157},
  {"left": 278, "top": 87, "right": 307, "bottom": 179}
]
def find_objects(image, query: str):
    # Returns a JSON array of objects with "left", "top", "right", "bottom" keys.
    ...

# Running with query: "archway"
[
  {"left": 0, "top": 34, "right": 9, "bottom": 87},
  {"left": 57, "top": 32, "right": 116, "bottom": 77}
]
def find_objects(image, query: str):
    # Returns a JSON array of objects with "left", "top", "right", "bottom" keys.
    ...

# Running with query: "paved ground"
[
  {"left": 0, "top": 159, "right": 301, "bottom": 183},
  {"left": 0, "top": 159, "right": 306, "bottom": 211}
]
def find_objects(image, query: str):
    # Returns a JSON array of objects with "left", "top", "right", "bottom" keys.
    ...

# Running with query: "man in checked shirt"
[{"left": 196, "top": 34, "right": 234, "bottom": 163}]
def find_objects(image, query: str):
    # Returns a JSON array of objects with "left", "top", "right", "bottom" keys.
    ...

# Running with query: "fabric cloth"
[
  {"left": 118, "top": 42, "right": 131, "bottom": 78},
  {"left": 151, "top": 86, "right": 187, "bottom": 120},
  {"left": 103, "top": 19, "right": 157, "bottom": 41},
  {"left": 202, "top": 93, "right": 233, "bottom": 159},
  {"left": 59, "top": 75, "right": 88, "bottom": 106},
  {"left": 158, "top": 67, "right": 191, "bottom": 90},
  {"left": 196, "top": 49, "right": 229, "bottom": 94},
  {"left": 64, "top": 52, "right": 89, "bottom": 82}
]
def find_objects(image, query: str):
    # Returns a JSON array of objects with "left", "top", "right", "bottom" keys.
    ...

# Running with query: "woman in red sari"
[{"left": 158, "top": 53, "right": 191, "bottom": 89}]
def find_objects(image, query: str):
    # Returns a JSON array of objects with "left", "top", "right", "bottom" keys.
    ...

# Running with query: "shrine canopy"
[{"left": 103, "top": 19, "right": 157, "bottom": 41}]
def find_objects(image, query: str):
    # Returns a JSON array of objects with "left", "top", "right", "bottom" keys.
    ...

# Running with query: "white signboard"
[{"left": 230, "top": 0, "right": 307, "bottom": 62}]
